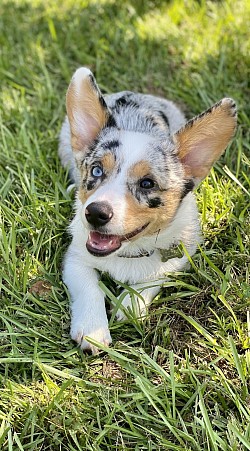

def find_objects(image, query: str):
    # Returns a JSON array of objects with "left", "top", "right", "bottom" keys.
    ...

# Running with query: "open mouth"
[{"left": 86, "top": 223, "right": 149, "bottom": 256}]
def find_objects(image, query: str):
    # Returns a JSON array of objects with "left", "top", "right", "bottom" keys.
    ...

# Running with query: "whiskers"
[{"left": 155, "top": 229, "right": 161, "bottom": 245}]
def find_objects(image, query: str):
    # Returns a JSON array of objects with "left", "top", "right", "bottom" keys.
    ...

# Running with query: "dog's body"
[{"left": 59, "top": 68, "right": 236, "bottom": 353}]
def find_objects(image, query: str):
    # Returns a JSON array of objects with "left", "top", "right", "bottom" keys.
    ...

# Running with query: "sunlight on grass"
[
  {"left": 136, "top": 1, "right": 250, "bottom": 65},
  {"left": 0, "top": 0, "right": 250, "bottom": 449}
]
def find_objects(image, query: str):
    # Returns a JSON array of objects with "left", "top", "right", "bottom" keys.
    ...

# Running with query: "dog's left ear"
[
  {"left": 173, "top": 98, "right": 237, "bottom": 184},
  {"left": 66, "top": 67, "right": 113, "bottom": 153}
]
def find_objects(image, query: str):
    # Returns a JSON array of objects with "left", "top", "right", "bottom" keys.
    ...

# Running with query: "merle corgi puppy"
[{"left": 59, "top": 67, "right": 237, "bottom": 354}]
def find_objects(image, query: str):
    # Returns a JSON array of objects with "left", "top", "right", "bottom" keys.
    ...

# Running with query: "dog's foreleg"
[
  {"left": 116, "top": 282, "right": 161, "bottom": 321},
  {"left": 116, "top": 255, "right": 190, "bottom": 321},
  {"left": 63, "top": 246, "right": 111, "bottom": 354}
]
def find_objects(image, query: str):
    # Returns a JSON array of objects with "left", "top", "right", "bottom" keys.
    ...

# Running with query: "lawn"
[{"left": 0, "top": 0, "right": 250, "bottom": 449}]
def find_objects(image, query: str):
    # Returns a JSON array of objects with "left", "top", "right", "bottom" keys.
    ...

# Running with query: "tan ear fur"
[
  {"left": 66, "top": 68, "right": 109, "bottom": 152},
  {"left": 174, "top": 98, "right": 237, "bottom": 182}
]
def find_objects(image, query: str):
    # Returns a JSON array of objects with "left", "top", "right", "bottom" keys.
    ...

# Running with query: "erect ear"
[
  {"left": 66, "top": 67, "right": 113, "bottom": 153},
  {"left": 173, "top": 98, "right": 237, "bottom": 184}
]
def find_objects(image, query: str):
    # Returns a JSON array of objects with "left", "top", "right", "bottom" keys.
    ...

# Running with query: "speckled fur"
[
  {"left": 59, "top": 67, "right": 237, "bottom": 354},
  {"left": 59, "top": 90, "right": 186, "bottom": 185}
]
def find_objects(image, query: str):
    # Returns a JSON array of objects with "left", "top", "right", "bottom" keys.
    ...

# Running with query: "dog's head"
[{"left": 66, "top": 67, "right": 237, "bottom": 257}]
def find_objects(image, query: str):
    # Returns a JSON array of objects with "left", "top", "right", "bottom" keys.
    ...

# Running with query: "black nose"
[{"left": 85, "top": 202, "right": 113, "bottom": 227}]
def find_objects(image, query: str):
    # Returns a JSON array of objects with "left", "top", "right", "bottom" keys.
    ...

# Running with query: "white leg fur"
[
  {"left": 63, "top": 244, "right": 111, "bottom": 353},
  {"left": 116, "top": 284, "right": 161, "bottom": 321},
  {"left": 116, "top": 255, "right": 189, "bottom": 320}
]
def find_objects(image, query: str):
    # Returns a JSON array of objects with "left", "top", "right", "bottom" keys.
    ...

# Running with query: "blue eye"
[
  {"left": 140, "top": 178, "right": 155, "bottom": 189},
  {"left": 91, "top": 166, "right": 103, "bottom": 177}
]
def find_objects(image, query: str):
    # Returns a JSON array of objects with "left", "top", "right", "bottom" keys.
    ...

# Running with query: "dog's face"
[
  {"left": 66, "top": 68, "right": 237, "bottom": 257},
  {"left": 78, "top": 129, "right": 187, "bottom": 255}
]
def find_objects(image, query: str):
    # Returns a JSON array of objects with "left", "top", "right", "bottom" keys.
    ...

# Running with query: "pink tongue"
[{"left": 87, "top": 231, "right": 121, "bottom": 253}]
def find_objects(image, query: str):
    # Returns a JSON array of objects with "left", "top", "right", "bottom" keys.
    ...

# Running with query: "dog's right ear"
[{"left": 66, "top": 68, "right": 113, "bottom": 153}]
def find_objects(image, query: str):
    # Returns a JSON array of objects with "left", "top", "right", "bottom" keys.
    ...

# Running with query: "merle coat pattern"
[{"left": 59, "top": 67, "right": 237, "bottom": 354}]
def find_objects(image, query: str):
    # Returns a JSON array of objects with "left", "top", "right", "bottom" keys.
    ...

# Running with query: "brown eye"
[{"left": 140, "top": 178, "right": 155, "bottom": 189}]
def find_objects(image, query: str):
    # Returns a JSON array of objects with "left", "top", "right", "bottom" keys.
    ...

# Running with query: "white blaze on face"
[{"left": 119, "top": 130, "right": 156, "bottom": 169}]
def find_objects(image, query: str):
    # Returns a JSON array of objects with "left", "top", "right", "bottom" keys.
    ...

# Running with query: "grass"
[{"left": 0, "top": 0, "right": 250, "bottom": 449}]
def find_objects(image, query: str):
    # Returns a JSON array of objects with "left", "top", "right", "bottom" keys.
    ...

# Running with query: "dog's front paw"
[
  {"left": 71, "top": 322, "right": 112, "bottom": 355},
  {"left": 115, "top": 285, "right": 161, "bottom": 321},
  {"left": 115, "top": 290, "right": 147, "bottom": 322}
]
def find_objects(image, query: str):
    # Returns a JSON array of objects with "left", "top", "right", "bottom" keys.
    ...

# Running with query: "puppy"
[{"left": 59, "top": 67, "right": 237, "bottom": 354}]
